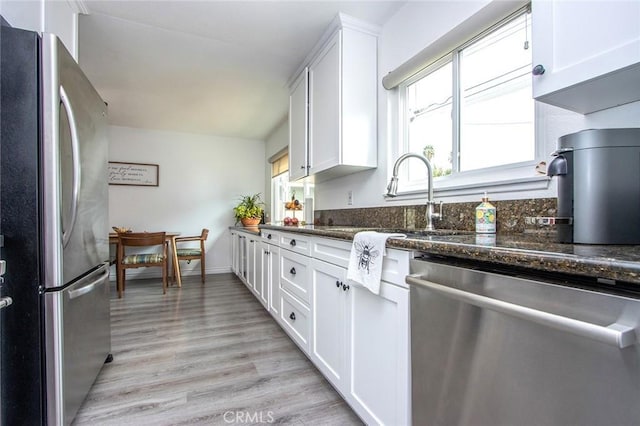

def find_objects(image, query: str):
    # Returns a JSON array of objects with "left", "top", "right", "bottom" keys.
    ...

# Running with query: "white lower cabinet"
[
  {"left": 233, "top": 231, "right": 249, "bottom": 285},
  {"left": 280, "top": 288, "right": 311, "bottom": 352},
  {"left": 278, "top": 245, "right": 312, "bottom": 354},
  {"left": 280, "top": 249, "right": 311, "bottom": 305},
  {"left": 256, "top": 242, "right": 269, "bottom": 309},
  {"left": 310, "top": 256, "right": 409, "bottom": 426},
  {"left": 311, "top": 259, "right": 349, "bottom": 388},
  {"left": 246, "top": 235, "right": 258, "bottom": 292},
  {"left": 229, "top": 230, "right": 410, "bottom": 425},
  {"left": 267, "top": 244, "right": 281, "bottom": 317},
  {"left": 230, "top": 231, "right": 239, "bottom": 274},
  {"left": 347, "top": 281, "right": 409, "bottom": 426},
  {"left": 260, "top": 231, "right": 281, "bottom": 318}
]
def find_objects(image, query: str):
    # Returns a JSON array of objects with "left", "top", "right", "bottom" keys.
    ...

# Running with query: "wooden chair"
[
  {"left": 116, "top": 232, "right": 168, "bottom": 298},
  {"left": 172, "top": 228, "right": 209, "bottom": 284}
]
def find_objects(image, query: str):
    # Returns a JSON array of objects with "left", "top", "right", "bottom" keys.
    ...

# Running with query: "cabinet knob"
[
  {"left": 532, "top": 64, "right": 545, "bottom": 75},
  {"left": 301, "top": 165, "right": 306, "bottom": 170},
  {"left": 336, "top": 281, "right": 341, "bottom": 288},
  {"left": 267, "top": 234, "right": 272, "bottom": 239},
  {"left": 290, "top": 239, "right": 296, "bottom": 247},
  {"left": 289, "top": 312, "right": 296, "bottom": 321},
  {"left": 290, "top": 267, "right": 296, "bottom": 275},
  {"left": 342, "top": 283, "right": 350, "bottom": 292}
]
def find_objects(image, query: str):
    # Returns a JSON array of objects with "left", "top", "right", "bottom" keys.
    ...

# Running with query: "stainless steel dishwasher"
[{"left": 407, "top": 256, "right": 640, "bottom": 426}]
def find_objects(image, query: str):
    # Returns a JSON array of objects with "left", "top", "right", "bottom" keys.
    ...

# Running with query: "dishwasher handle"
[{"left": 406, "top": 274, "right": 637, "bottom": 349}]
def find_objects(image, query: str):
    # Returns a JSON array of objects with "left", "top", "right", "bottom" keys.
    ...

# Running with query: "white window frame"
[{"left": 391, "top": 7, "right": 550, "bottom": 202}]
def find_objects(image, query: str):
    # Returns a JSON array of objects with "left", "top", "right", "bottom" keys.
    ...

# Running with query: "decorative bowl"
[{"left": 112, "top": 227, "right": 132, "bottom": 233}]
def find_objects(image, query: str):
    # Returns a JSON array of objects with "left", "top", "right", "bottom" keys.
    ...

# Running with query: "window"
[
  {"left": 269, "top": 152, "right": 314, "bottom": 225},
  {"left": 398, "top": 8, "right": 534, "bottom": 191}
]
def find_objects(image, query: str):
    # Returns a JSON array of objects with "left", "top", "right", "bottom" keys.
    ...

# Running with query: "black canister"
[{"left": 548, "top": 128, "right": 640, "bottom": 244}]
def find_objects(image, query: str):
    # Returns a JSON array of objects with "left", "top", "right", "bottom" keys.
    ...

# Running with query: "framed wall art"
[{"left": 108, "top": 162, "right": 159, "bottom": 186}]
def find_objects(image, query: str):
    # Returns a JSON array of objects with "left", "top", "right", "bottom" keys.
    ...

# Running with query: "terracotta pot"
[{"left": 240, "top": 217, "right": 261, "bottom": 227}]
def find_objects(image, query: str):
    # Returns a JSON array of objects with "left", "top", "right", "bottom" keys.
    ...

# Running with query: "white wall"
[
  {"left": 108, "top": 125, "right": 265, "bottom": 279},
  {"left": 314, "top": 0, "right": 640, "bottom": 210},
  {"left": 0, "top": 0, "right": 78, "bottom": 59}
]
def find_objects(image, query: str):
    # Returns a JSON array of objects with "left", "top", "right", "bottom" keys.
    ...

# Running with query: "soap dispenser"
[{"left": 475, "top": 192, "right": 496, "bottom": 234}]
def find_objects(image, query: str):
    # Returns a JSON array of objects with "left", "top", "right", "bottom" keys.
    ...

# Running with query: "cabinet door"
[
  {"left": 230, "top": 232, "right": 238, "bottom": 274},
  {"left": 311, "top": 259, "right": 348, "bottom": 390},
  {"left": 289, "top": 68, "right": 309, "bottom": 181},
  {"left": 238, "top": 235, "right": 247, "bottom": 283},
  {"left": 268, "top": 245, "right": 281, "bottom": 317},
  {"left": 532, "top": 0, "right": 640, "bottom": 113},
  {"left": 246, "top": 237, "right": 257, "bottom": 292},
  {"left": 309, "top": 31, "right": 341, "bottom": 175},
  {"left": 257, "top": 242, "right": 269, "bottom": 308},
  {"left": 347, "top": 282, "right": 410, "bottom": 426}
]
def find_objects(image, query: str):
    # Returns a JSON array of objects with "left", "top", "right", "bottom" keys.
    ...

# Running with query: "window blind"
[{"left": 271, "top": 153, "right": 289, "bottom": 177}]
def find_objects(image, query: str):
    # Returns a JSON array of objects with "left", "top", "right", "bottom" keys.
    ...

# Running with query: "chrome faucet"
[{"left": 386, "top": 152, "right": 443, "bottom": 231}]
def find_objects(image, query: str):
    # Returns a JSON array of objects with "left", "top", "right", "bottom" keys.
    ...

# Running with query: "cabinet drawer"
[
  {"left": 311, "top": 237, "right": 351, "bottom": 268},
  {"left": 280, "top": 250, "right": 311, "bottom": 305},
  {"left": 280, "top": 289, "right": 311, "bottom": 352},
  {"left": 261, "top": 230, "right": 280, "bottom": 245},
  {"left": 279, "top": 232, "right": 311, "bottom": 256}
]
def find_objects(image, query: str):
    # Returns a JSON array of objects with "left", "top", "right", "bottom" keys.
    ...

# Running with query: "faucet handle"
[
  {"left": 386, "top": 176, "right": 399, "bottom": 197},
  {"left": 430, "top": 200, "right": 443, "bottom": 220}
]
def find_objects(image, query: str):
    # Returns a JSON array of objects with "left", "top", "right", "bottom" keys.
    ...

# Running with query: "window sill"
[{"left": 385, "top": 164, "right": 552, "bottom": 202}]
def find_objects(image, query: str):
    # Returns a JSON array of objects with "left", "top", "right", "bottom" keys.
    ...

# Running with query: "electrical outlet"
[{"left": 347, "top": 190, "right": 353, "bottom": 205}]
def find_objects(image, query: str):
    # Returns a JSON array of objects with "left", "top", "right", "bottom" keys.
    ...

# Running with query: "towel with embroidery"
[{"left": 346, "top": 231, "right": 406, "bottom": 295}]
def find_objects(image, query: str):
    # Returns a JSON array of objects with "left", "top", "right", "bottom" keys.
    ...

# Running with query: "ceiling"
[{"left": 79, "top": 0, "right": 407, "bottom": 141}]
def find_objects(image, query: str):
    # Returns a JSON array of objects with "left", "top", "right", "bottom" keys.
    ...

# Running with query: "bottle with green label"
[{"left": 475, "top": 192, "right": 496, "bottom": 234}]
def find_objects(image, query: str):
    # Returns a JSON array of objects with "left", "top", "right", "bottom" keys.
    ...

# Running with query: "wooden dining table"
[{"left": 109, "top": 232, "right": 184, "bottom": 287}]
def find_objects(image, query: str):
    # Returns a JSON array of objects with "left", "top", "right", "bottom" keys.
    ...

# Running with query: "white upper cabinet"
[
  {"left": 288, "top": 14, "right": 379, "bottom": 182},
  {"left": 309, "top": 32, "right": 342, "bottom": 176},
  {"left": 0, "top": 0, "right": 79, "bottom": 59},
  {"left": 289, "top": 68, "right": 309, "bottom": 181},
  {"left": 532, "top": 0, "right": 640, "bottom": 113}
]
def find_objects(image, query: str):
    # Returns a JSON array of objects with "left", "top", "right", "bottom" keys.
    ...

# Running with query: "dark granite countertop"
[{"left": 247, "top": 225, "right": 640, "bottom": 286}]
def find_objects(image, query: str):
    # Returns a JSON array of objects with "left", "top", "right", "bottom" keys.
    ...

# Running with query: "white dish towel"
[{"left": 346, "top": 231, "right": 406, "bottom": 295}]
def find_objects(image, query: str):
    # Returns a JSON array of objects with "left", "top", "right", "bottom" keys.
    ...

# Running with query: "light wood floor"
[{"left": 73, "top": 273, "right": 362, "bottom": 426}]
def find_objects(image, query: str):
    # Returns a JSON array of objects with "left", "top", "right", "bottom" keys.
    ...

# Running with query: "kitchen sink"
[
  {"left": 380, "top": 229, "right": 473, "bottom": 240},
  {"left": 319, "top": 226, "right": 472, "bottom": 238}
]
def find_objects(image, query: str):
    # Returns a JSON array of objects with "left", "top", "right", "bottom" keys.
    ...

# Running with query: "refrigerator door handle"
[
  {"left": 68, "top": 264, "right": 109, "bottom": 300},
  {"left": 59, "top": 85, "right": 81, "bottom": 249}
]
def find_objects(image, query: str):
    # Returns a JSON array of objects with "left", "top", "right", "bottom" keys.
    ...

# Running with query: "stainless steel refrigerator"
[{"left": 1, "top": 24, "right": 112, "bottom": 425}]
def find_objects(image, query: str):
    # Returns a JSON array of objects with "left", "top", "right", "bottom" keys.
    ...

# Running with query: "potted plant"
[{"left": 233, "top": 193, "right": 264, "bottom": 227}]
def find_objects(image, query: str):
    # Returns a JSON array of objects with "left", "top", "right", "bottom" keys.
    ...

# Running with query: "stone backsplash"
[{"left": 314, "top": 198, "right": 558, "bottom": 234}]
